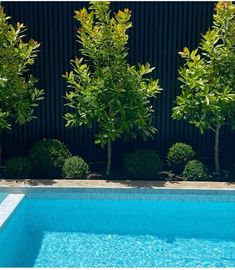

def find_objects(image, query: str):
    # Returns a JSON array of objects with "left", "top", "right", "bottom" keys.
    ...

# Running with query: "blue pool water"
[
  {"left": 0, "top": 192, "right": 6, "bottom": 203},
  {"left": 0, "top": 189, "right": 234, "bottom": 267}
]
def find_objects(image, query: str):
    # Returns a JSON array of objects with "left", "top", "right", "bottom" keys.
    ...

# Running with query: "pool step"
[{"left": 0, "top": 194, "right": 25, "bottom": 229}]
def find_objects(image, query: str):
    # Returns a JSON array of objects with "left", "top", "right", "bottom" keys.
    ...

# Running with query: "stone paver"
[{"left": 0, "top": 179, "right": 234, "bottom": 189}]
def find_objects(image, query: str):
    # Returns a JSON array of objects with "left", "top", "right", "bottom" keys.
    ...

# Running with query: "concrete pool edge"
[
  {"left": 0, "top": 194, "right": 25, "bottom": 231},
  {"left": 0, "top": 179, "right": 234, "bottom": 190}
]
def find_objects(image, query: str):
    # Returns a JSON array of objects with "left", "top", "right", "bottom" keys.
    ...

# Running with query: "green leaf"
[
  {"left": 190, "top": 49, "right": 198, "bottom": 60},
  {"left": 0, "top": 7, "right": 44, "bottom": 130},
  {"left": 64, "top": 1, "right": 162, "bottom": 154}
]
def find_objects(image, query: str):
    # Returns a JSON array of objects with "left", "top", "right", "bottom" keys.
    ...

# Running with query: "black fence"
[{"left": 2, "top": 1, "right": 234, "bottom": 168}]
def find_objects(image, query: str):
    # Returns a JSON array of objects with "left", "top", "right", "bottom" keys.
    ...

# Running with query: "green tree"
[
  {"left": 0, "top": 6, "right": 44, "bottom": 164},
  {"left": 172, "top": 1, "right": 235, "bottom": 174},
  {"left": 64, "top": 2, "right": 162, "bottom": 176}
]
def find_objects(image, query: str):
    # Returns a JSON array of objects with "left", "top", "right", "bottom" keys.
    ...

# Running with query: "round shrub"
[
  {"left": 123, "top": 149, "right": 164, "bottom": 180},
  {"left": 29, "top": 139, "right": 71, "bottom": 178},
  {"left": 183, "top": 160, "right": 209, "bottom": 181},
  {"left": 167, "top": 143, "right": 195, "bottom": 173},
  {"left": 5, "top": 156, "right": 33, "bottom": 179},
  {"left": 62, "top": 156, "right": 89, "bottom": 179}
]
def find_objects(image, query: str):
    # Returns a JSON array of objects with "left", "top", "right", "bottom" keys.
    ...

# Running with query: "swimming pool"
[
  {"left": 0, "top": 192, "right": 7, "bottom": 203},
  {"left": 0, "top": 188, "right": 234, "bottom": 267}
]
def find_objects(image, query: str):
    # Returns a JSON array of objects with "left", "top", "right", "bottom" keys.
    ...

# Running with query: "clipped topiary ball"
[
  {"left": 5, "top": 156, "right": 33, "bottom": 179},
  {"left": 183, "top": 160, "right": 209, "bottom": 181},
  {"left": 62, "top": 156, "right": 89, "bottom": 179},
  {"left": 167, "top": 143, "right": 195, "bottom": 173},
  {"left": 123, "top": 149, "right": 164, "bottom": 180},
  {"left": 29, "top": 139, "right": 71, "bottom": 178}
]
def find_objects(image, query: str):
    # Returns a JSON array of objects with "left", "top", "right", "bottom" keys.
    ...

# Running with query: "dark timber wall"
[{"left": 2, "top": 1, "right": 235, "bottom": 168}]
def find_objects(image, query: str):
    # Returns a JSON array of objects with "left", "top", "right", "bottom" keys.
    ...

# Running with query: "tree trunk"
[
  {"left": 0, "top": 144, "right": 1, "bottom": 167},
  {"left": 214, "top": 124, "right": 221, "bottom": 174},
  {"left": 0, "top": 143, "right": 1, "bottom": 167},
  {"left": 106, "top": 141, "right": 112, "bottom": 177},
  {"left": 0, "top": 130, "right": 2, "bottom": 166}
]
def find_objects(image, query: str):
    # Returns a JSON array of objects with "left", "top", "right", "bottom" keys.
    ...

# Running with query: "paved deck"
[{"left": 0, "top": 179, "right": 234, "bottom": 189}]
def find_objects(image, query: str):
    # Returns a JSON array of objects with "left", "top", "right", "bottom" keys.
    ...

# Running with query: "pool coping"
[
  {"left": 0, "top": 179, "right": 235, "bottom": 190},
  {"left": 0, "top": 194, "right": 25, "bottom": 231}
]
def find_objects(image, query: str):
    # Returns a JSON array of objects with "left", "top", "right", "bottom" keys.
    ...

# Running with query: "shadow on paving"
[
  {"left": 2, "top": 179, "right": 57, "bottom": 186},
  {"left": 105, "top": 179, "right": 181, "bottom": 189}
]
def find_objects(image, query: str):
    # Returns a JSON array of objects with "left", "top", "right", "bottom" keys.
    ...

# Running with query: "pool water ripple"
[{"left": 32, "top": 232, "right": 235, "bottom": 267}]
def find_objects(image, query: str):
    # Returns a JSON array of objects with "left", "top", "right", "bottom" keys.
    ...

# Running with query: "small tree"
[
  {"left": 172, "top": 1, "right": 235, "bottom": 174},
  {"left": 64, "top": 2, "right": 162, "bottom": 176},
  {"left": 0, "top": 6, "right": 44, "bottom": 164}
]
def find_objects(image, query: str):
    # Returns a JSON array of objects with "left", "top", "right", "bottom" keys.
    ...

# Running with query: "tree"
[
  {"left": 0, "top": 6, "right": 44, "bottom": 164},
  {"left": 64, "top": 1, "right": 162, "bottom": 176},
  {"left": 172, "top": 1, "right": 235, "bottom": 174}
]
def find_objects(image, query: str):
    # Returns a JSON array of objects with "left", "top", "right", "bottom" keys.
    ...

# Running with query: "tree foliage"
[
  {"left": 0, "top": 6, "right": 44, "bottom": 131},
  {"left": 172, "top": 1, "right": 235, "bottom": 134},
  {"left": 64, "top": 1, "right": 162, "bottom": 147}
]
